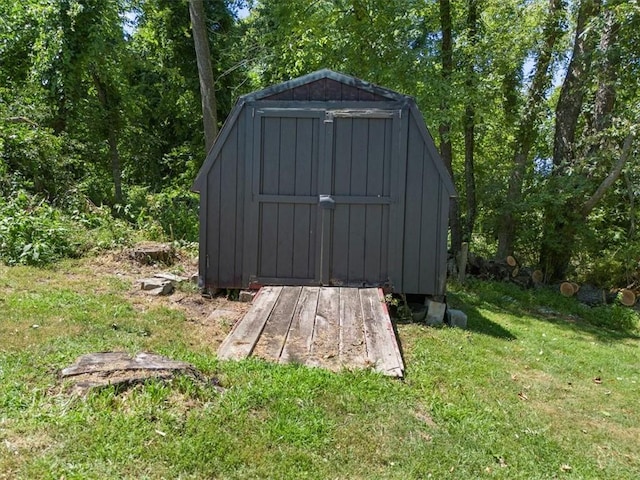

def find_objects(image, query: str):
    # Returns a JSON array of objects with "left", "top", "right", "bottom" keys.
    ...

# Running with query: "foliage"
[
  {"left": 0, "top": 0, "right": 638, "bottom": 282},
  {"left": 0, "top": 191, "right": 80, "bottom": 266},
  {"left": 128, "top": 185, "right": 199, "bottom": 242}
]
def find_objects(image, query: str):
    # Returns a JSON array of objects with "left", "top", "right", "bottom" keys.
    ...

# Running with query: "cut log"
[
  {"left": 511, "top": 266, "right": 520, "bottom": 278},
  {"left": 619, "top": 288, "right": 637, "bottom": 307},
  {"left": 531, "top": 269, "right": 544, "bottom": 284},
  {"left": 560, "top": 282, "right": 575, "bottom": 297},
  {"left": 570, "top": 282, "right": 580, "bottom": 294},
  {"left": 506, "top": 255, "right": 517, "bottom": 267}
]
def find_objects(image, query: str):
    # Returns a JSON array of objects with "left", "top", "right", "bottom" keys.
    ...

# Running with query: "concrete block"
[
  {"left": 426, "top": 300, "right": 446, "bottom": 326},
  {"left": 447, "top": 309, "right": 468, "bottom": 329}
]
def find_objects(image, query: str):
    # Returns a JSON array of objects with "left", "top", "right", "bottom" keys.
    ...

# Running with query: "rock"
[
  {"left": 140, "top": 277, "right": 170, "bottom": 290},
  {"left": 147, "top": 284, "right": 174, "bottom": 296},
  {"left": 139, "top": 277, "right": 175, "bottom": 295},
  {"left": 425, "top": 300, "right": 446, "bottom": 326},
  {"left": 154, "top": 272, "right": 187, "bottom": 283},
  {"left": 447, "top": 309, "right": 468, "bottom": 329},
  {"left": 239, "top": 290, "right": 257, "bottom": 303}
]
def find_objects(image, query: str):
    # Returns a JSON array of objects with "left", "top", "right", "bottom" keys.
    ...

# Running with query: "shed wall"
[
  {"left": 200, "top": 116, "right": 246, "bottom": 288},
  {"left": 402, "top": 113, "right": 449, "bottom": 296}
]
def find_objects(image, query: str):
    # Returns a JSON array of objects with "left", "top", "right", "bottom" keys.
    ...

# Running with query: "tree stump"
[
  {"left": 60, "top": 352, "right": 205, "bottom": 392},
  {"left": 129, "top": 242, "right": 176, "bottom": 265}
]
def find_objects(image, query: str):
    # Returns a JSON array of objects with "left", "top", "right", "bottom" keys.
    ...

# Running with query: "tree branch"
[
  {"left": 5, "top": 116, "right": 38, "bottom": 127},
  {"left": 582, "top": 132, "right": 635, "bottom": 217}
]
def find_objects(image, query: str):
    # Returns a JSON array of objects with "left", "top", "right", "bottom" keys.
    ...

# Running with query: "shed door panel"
[
  {"left": 253, "top": 111, "right": 322, "bottom": 283},
  {"left": 324, "top": 113, "right": 395, "bottom": 286}
]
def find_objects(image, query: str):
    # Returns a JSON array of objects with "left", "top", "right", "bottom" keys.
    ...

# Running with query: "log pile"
[
  {"left": 463, "top": 253, "right": 535, "bottom": 288},
  {"left": 452, "top": 250, "right": 639, "bottom": 309}
]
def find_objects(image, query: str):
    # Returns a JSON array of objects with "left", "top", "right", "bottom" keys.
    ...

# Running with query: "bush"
[
  {"left": 127, "top": 186, "right": 199, "bottom": 242},
  {"left": 0, "top": 191, "right": 80, "bottom": 266}
]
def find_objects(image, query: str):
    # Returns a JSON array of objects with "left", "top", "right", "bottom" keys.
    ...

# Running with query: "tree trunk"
[
  {"left": 496, "top": 0, "right": 564, "bottom": 259},
  {"left": 538, "top": 0, "right": 627, "bottom": 282},
  {"left": 439, "top": 0, "right": 462, "bottom": 256},
  {"left": 108, "top": 125, "right": 123, "bottom": 205},
  {"left": 463, "top": 0, "right": 478, "bottom": 242},
  {"left": 552, "top": 0, "right": 600, "bottom": 169},
  {"left": 92, "top": 71, "right": 123, "bottom": 205},
  {"left": 189, "top": 0, "right": 218, "bottom": 153}
]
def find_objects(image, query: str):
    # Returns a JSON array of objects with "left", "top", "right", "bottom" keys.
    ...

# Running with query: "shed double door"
[{"left": 248, "top": 107, "right": 398, "bottom": 288}]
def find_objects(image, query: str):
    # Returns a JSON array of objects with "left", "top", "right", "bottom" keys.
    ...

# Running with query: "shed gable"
[{"left": 261, "top": 78, "right": 389, "bottom": 102}]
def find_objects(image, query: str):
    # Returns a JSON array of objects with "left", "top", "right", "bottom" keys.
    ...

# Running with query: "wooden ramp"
[{"left": 218, "top": 286, "right": 404, "bottom": 377}]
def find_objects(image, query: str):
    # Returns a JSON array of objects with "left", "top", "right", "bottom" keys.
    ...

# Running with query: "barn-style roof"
[{"left": 192, "top": 69, "right": 455, "bottom": 196}]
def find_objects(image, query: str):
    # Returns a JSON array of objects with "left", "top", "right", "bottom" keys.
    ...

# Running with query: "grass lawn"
[{"left": 1, "top": 253, "right": 639, "bottom": 479}]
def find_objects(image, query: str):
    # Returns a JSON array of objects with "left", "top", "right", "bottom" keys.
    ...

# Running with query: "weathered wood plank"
[
  {"left": 252, "top": 286, "right": 302, "bottom": 361},
  {"left": 360, "top": 288, "right": 404, "bottom": 377},
  {"left": 308, "top": 286, "right": 341, "bottom": 370},
  {"left": 280, "top": 287, "right": 320, "bottom": 364},
  {"left": 217, "top": 286, "right": 282, "bottom": 360},
  {"left": 339, "top": 287, "right": 367, "bottom": 367}
]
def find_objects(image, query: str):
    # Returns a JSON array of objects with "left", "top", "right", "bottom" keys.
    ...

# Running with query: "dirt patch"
[{"left": 74, "top": 250, "right": 251, "bottom": 351}]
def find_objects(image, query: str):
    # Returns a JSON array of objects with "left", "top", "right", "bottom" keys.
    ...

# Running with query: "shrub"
[{"left": 0, "top": 190, "right": 80, "bottom": 265}]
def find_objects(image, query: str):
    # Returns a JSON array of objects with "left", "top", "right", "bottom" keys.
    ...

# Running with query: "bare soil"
[{"left": 87, "top": 248, "right": 250, "bottom": 351}]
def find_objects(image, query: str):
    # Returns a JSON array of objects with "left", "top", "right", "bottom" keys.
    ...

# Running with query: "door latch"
[{"left": 318, "top": 195, "right": 336, "bottom": 210}]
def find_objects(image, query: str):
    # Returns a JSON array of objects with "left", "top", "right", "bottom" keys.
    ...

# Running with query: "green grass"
[{"left": 1, "top": 261, "right": 639, "bottom": 479}]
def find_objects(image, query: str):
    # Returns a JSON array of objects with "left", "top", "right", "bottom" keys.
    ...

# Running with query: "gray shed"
[{"left": 192, "top": 69, "right": 455, "bottom": 297}]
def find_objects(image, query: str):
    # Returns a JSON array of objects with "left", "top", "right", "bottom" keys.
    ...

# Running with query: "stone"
[
  {"left": 147, "top": 283, "right": 174, "bottom": 296},
  {"left": 154, "top": 272, "right": 186, "bottom": 283},
  {"left": 140, "top": 277, "right": 174, "bottom": 295},
  {"left": 425, "top": 300, "right": 446, "bottom": 326},
  {"left": 239, "top": 290, "right": 257, "bottom": 303},
  {"left": 447, "top": 309, "right": 468, "bottom": 329}
]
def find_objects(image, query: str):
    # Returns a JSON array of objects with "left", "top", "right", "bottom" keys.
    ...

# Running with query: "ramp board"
[{"left": 217, "top": 286, "right": 404, "bottom": 377}]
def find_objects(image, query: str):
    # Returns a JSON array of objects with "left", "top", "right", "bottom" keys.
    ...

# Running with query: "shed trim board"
[{"left": 193, "top": 69, "right": 455, "bottom": 297}]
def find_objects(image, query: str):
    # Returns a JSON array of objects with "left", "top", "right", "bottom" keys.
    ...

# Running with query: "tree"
[
  {"left": 438, "top": 0, "right": 463, "bottom": 256},
  {"left": 496, "top": 0, "right": 565, "bottom": 259},
  {"left": 189, "top": 0, "right": 219, "bottom": 152},
  {"left": 539, "top": 0, "right": 637, "bottom": 281}
]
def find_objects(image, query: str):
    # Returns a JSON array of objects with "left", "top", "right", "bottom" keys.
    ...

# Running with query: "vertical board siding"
[
  {"left": 418, "top": 150, "right": 439, "bottom": 294},
  {"left": 329, "top": 116, "right": 392, "bottom": 286},
  {"left": 402, "top": 115, "right": 425, "bottom": 293},
  {"left": 257, "top": 114, "right": 320, "bottom": 281},
  {"left": 259, "top": 203, "right": 278, "bottom": 277},
  {"left": 219, "top": 122, "right": 238, "bottom": 284},
  {"left": 206, "top": 153, "right": 222, "bottom": 287}
]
